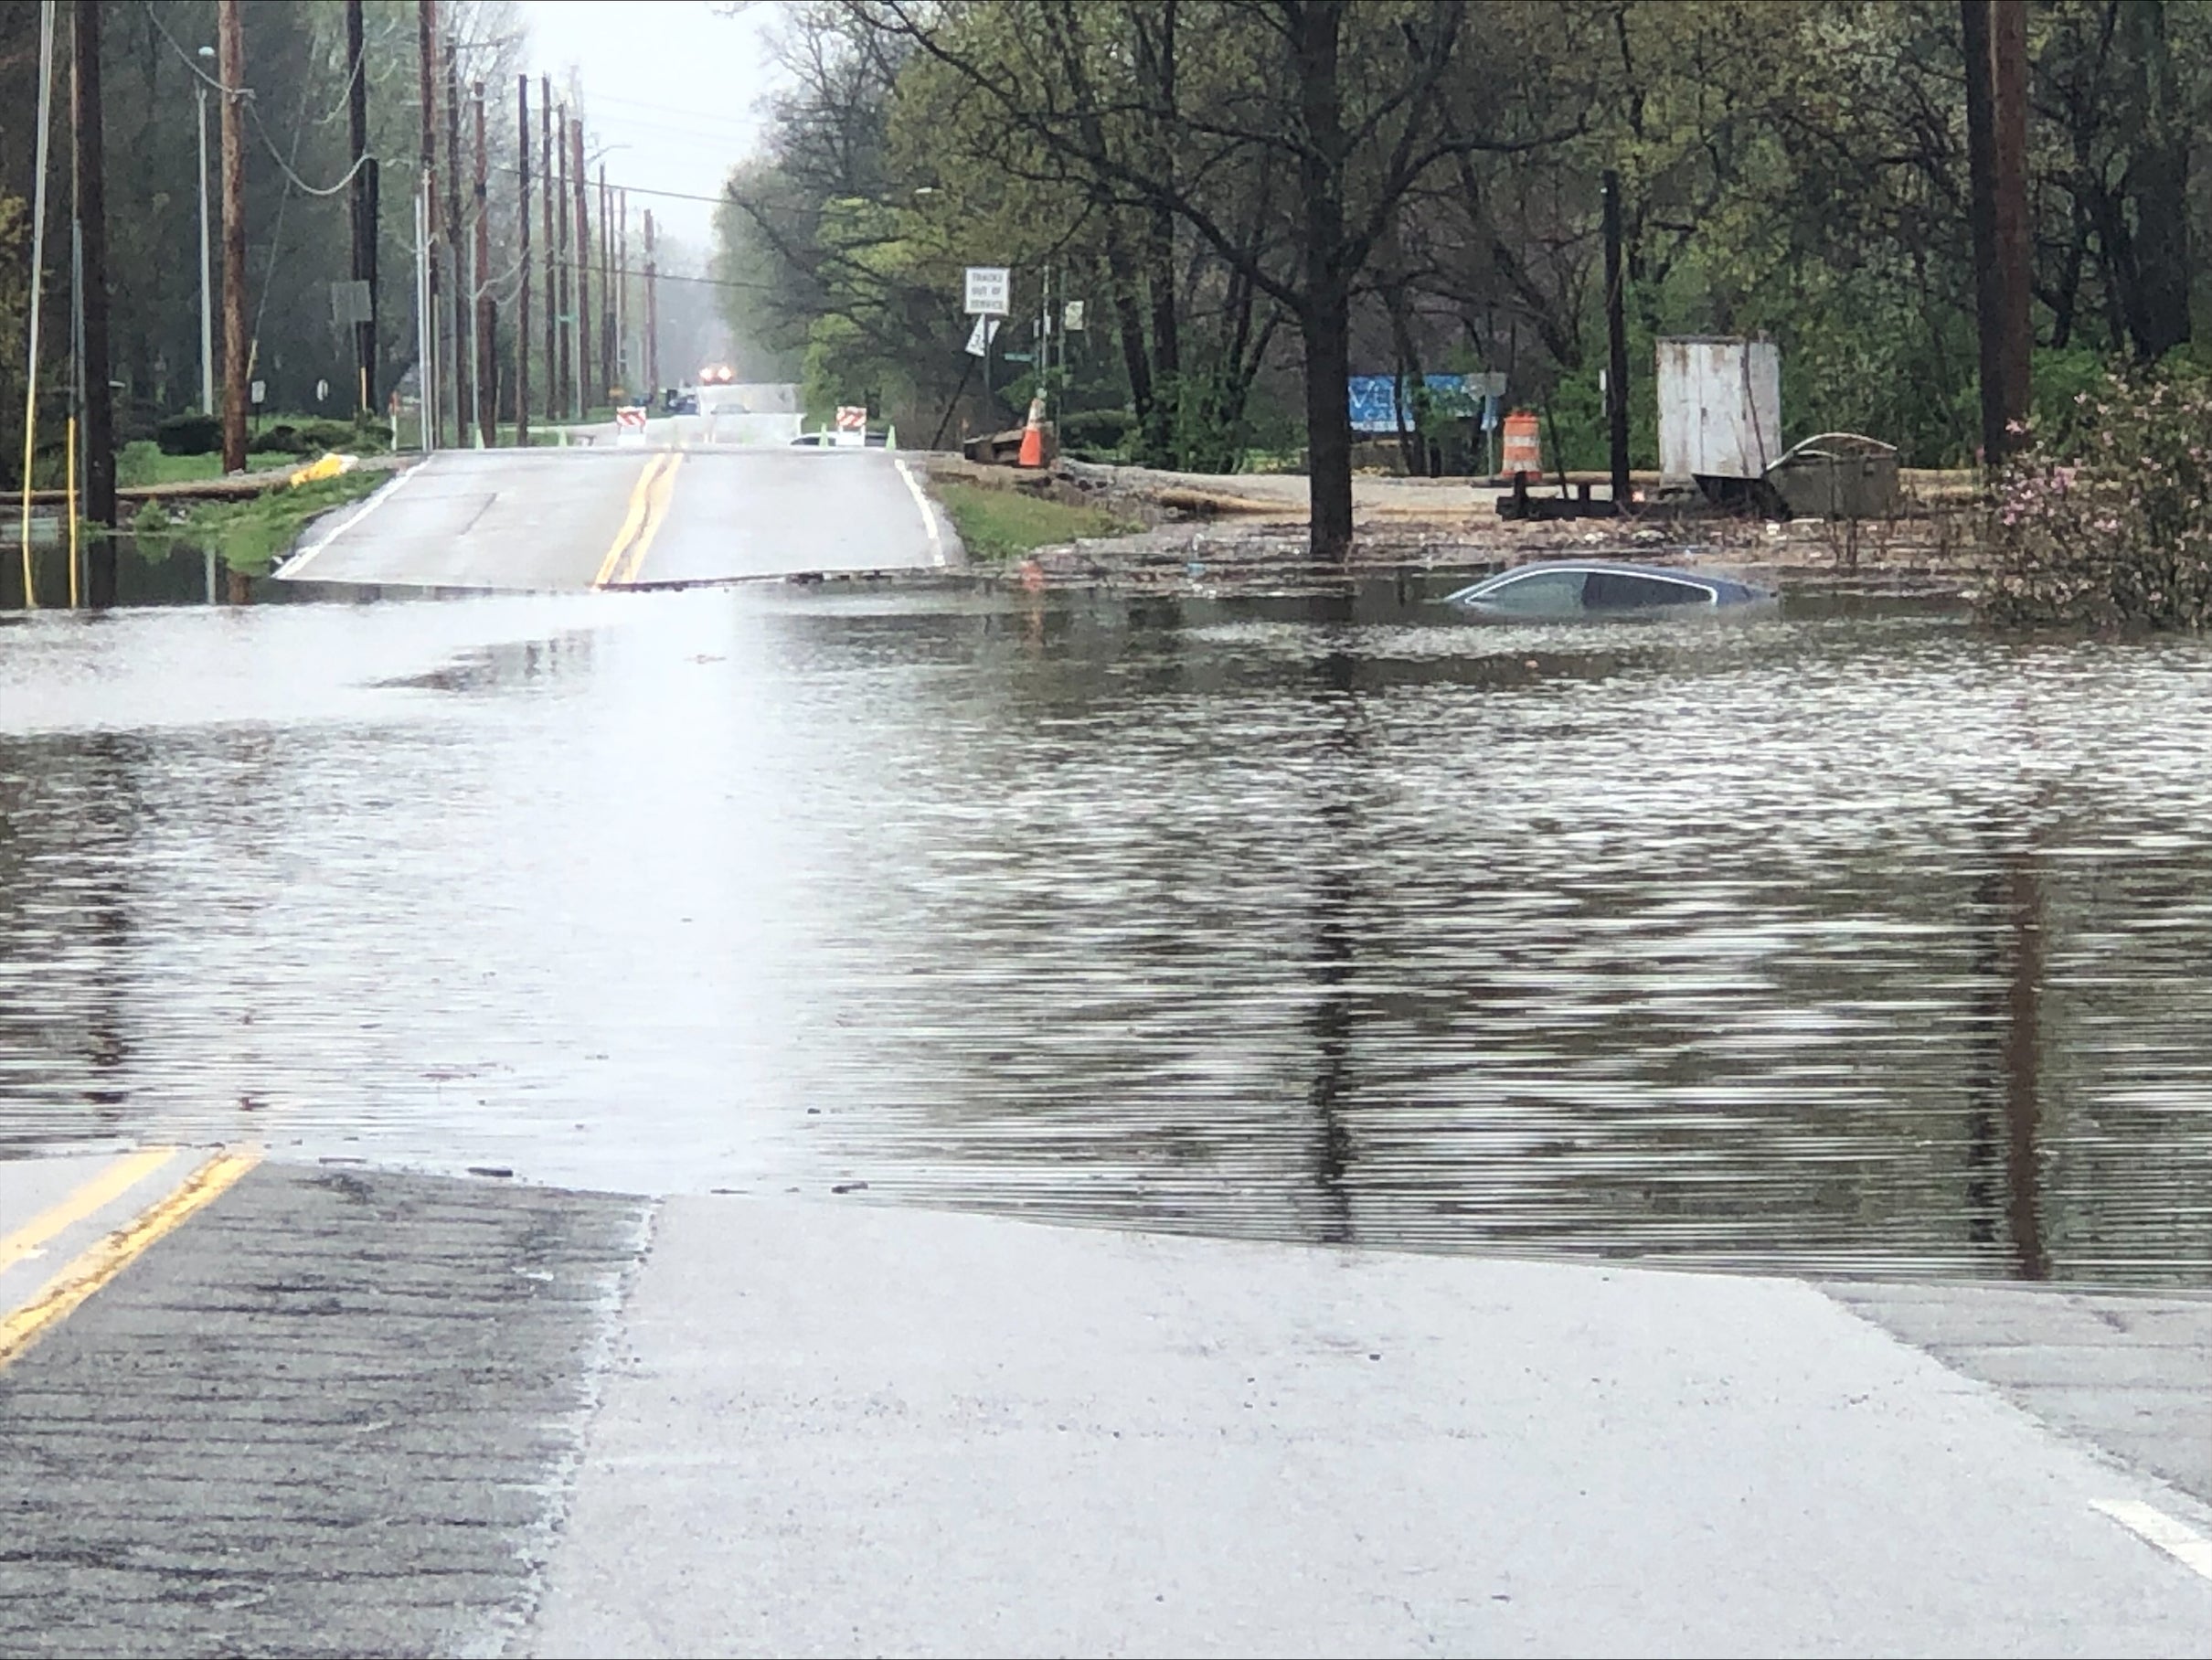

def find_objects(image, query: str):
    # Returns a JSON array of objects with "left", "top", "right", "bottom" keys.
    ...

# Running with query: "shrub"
[
  {"left": 248, "top": 424, "right": 307, "bottom": 455},
  {"left": 154, "top": 412, "right": 220, "bottom": 455},
  {"left": 1983, "top": 368, "right": 2212, "bottom": 630}
]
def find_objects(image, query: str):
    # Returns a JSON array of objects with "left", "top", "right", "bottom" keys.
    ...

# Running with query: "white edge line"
[
  {"left": 893, "top": 454, "right": 945, "bottom": 568},
  {"left": 276, "top": 463, "right": 421, "bottom": 581},
  {"left": 2090, "top": 1499, "right": 2212, "bottom": 1582}
]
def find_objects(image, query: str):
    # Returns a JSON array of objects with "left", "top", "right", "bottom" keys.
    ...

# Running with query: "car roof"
[{"left": 1461, "top": 559, "right": 1765, "bottom": 598}]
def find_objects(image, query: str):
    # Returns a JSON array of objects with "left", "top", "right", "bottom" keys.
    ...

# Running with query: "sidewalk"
[{"left": 5, "top": 1156, "right": 2212, "bottom": 1656}]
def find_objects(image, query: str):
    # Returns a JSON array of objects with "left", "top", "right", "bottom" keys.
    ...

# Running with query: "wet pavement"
[
  {"left": 9, "top": 1159, "right": 2212, "bottom": 1657},
  {"left": 5, "top": 582, "right": 2212, "bottom": 1284},
  {"left": 276, "top": 443, "right": 949, "bottom": 591}
]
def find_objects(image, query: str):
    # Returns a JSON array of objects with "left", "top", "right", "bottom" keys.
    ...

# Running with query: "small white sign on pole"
[
  {"left": 964, "top": 315, "right": 1000, "bottom": 357},
  {"left": 963, "top": 265, "right": 1010, "bottom": 315}
]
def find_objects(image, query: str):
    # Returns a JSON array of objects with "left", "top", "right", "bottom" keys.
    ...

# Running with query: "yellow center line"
[
  {"left": 0, "top": 1149, "right": 260, "bottom": 1373},
  {"left": 614, "top": 451, "right": 685, "bottom": 586},
  {"left": 592, "top": 452, "right": 671, "bottom": 589},
  {"left": 0, "top": 1146, "right": 181, "bottom": 1278}
]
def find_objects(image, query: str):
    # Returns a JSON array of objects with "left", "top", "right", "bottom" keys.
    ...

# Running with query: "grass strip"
[{"left": 935, "top": 481, "right": 1130, "bottom": 562}]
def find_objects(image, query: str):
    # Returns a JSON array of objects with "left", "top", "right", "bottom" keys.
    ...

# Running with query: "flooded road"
[{"left": 5, "top": 580, "right": 2212, "bottom": 1282}]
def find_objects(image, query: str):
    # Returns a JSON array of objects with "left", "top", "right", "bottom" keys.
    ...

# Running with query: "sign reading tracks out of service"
[{"left": 963, "top": 266, "right": 1010, "bottom": 315}]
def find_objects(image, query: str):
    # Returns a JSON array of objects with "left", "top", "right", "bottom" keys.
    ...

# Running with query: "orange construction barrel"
[{"left": 1502, "top": 410, "right": 1541, "bottom": 479}]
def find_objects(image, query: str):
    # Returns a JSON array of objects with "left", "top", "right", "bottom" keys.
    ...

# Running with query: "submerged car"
[{"left": 1444, "top": 559, "right": 1771, "bottom": 619}]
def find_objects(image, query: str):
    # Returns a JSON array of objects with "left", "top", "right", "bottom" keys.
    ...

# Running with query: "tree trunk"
[
  {"left": 1962, "top": 0, "right": 2008, "bottom": 468},
  {"left": 1292, "top": 1, "right": 1352, "bottom": 560},
  {"left": 2123, "top": 0, "right": 2190, "bottom": 357}
]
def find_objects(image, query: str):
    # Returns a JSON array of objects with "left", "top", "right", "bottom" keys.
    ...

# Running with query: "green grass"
[
  {"left": 115, "top": 442, "right": 297, "bottom": 487},
  {"left": 175, "top": 468, "right": 391, "bottom": 573},
  {"left": 935, "top": 481, "right": 1131, "bottom": 561}
]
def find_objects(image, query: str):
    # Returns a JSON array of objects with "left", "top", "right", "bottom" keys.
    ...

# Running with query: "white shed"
[{"left": 1657, "top": 338, "right": 1781, "bottom": 482}]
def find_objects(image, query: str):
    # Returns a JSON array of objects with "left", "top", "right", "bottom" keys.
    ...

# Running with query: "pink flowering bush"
[{"left": 1983, "top": 370, "right": 2212, "bottom": 629}]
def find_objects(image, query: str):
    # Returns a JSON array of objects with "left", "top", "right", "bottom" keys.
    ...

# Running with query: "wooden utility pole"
[
  {"left": 540, "top": 79, "right": 555, "bottom": 423},
  {"left": 597, "top": 163, "right": 612, "bottom": 399},
  {"left": 70, "top": 0, "right": 116, "bottom": 567},
  {"left": 419, "top": 0, "right": 439, "bottom": 446},
  {"left": 1963, "top": 0, "right": 2030, "bottom": 472},
  {"left": 473, "top": 80, "right": 493, "bottom": 448},
  {"left": 1601, "top": 169, "right": 1630, "bottom": 516},
  {"left": 346, "top": 0, "right": 374, "bottom": 419},
  {"left": 218, "top": 0, "right": 247, "bottom": 475},
  {"left": 516, "top": 74, "right": 530, "bottom": 446},
  {"left": 643, "top": 208, "right": 658, "bottom": 394},
  {"left": 571, "top": 119, "right": 591, "bottom": 414},
  {"left": 616, "top": 188, "right": 628, "bottom": 389},
  {"left": 443, "top": 43, "right": 468, "bottom": 444}
]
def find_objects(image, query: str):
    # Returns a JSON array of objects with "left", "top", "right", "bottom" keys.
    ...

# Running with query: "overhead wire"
[{"left": 144, "top": 2, "right": 376, "bottom": 199}]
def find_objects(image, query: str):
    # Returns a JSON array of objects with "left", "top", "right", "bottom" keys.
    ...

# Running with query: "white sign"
[
  {"left": 314, "top": 378, "right": 329, "bottom": 403},
  {"left": 834, "top": 405, "right": 868, "bottom": 447},
  {"left": 614, "top": 406, "right": 649, "bottom": 446},
  {"left": 1471, "top": 371, "right": 1508, "bottom": 398},
  {"left": 964, "top": 315, "right": 1001, "bottom": 357},
  {"left": 963, "top": 265, "right": 1010, "bottom": 315},
  {"left": 1062, "top": 300, "right": 1085, "bottom": 332},
  {"left": 250, "top": 379, "right": 266, "bottom": 405}
]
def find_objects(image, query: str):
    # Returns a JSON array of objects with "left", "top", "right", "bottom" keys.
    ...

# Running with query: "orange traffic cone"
[{"left": 1016, "top": 394, "right": 1047, "bottom": 468}]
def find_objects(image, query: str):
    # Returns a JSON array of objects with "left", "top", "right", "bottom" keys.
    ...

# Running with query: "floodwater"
[{"left": 5, "top": 570, "right": 2212, "bottom": 1284}]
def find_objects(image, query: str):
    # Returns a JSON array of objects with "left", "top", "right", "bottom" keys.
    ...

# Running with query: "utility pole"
[
  {"left": 1601, "top": 168, "right": 1630, "bottom": 516},
  {"left": 516, "top": 74, "right": 530, "bottom": 447},
  {"left": 571, "top": 118, "right": 591, "bottom": 416},
  {"left": 218, "top": 0, "right": 247, "bottom": 474},
  {"left": 554, "top": 107, "right": 570, "bottom": 417},
  {"left": 418, "top": 0, "right": 439, "bottom": 447},
  {"left": 346, "top": 0, "right": 374, "bottom": 420},
  {"left": 196, "top": 45, "right": 214, "bottom": 415},
  {"left": 616, "top": 188, "right": 628, "bottom": 389},
  {"left": 443, "top": 43, "right": 467, "bottom": 446},
  {"left": 1962, "top": 0, "right": 2030, "bottom": 473},
  {"left": 70, "top": 0, "right": 115, "bottom": 572},
  {"left": 643, "top": 208, "right": 658, "bottom": 395},
  {"left": 473, "top": 80, "right": 493, "bottom": 448},
  {"left": 540, "top": 78, "right": 555, "bottom": 425},
  {"left": 597, "top": 163, "right": 612, "bottom": 399}
]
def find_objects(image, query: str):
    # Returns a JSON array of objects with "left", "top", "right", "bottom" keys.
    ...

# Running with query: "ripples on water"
[{"left": 4, "top": 582, "right": 2211, "bottom": 1282}]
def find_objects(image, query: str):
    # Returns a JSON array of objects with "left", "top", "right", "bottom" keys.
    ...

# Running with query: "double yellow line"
[
  {"left": 593, "top": 449, "right": 685, "bottom": 589},
  {"left": 0, "top": 1146, "right": 258, "bottom": 1371}
]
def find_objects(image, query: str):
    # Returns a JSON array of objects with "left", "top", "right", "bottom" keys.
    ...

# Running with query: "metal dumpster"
[{"left": 1764, "top": 431, "right": 1899, "bottom": 519}]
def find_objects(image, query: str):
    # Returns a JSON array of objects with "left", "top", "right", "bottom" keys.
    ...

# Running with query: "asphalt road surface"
[
  {"left": 13, "top": 1154, "right": 2212, "bottom": 1657},
  {"left": 276, "top": 428, "right": 952, "bottom": 592}
]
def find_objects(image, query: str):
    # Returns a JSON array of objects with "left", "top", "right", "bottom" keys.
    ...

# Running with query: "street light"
[{"left": 196, "top": 44, "right": 215, "bottom": 417}]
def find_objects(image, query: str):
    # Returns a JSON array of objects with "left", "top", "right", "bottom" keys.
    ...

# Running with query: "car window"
[
  {"left": 1473, "top": 569, "right": 1586, "bottom": 615},
  {"left": 1581, "top": 571, "right": 1712, "bottom": 610}
]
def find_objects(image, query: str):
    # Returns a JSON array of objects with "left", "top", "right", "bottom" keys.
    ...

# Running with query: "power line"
[
  {"left": 493, "top": 164, "right": 729, "bottom": 210},
  {"left": 144, "top": 1, "right": 375, "bottom": 199}
]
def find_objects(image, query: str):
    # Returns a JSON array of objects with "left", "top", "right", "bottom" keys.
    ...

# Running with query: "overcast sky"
[{"left": 516, "top": 0, "right": 785, "bottom": 259}]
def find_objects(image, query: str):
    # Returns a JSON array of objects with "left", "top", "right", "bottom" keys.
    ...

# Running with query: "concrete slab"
[{"left": 529, "top": 1197, "right": 2212, "bottom": 1658}]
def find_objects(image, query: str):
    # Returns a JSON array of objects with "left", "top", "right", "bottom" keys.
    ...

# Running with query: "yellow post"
[{"left": 65, "top": 414, "right": 79, "bottom": 609}]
